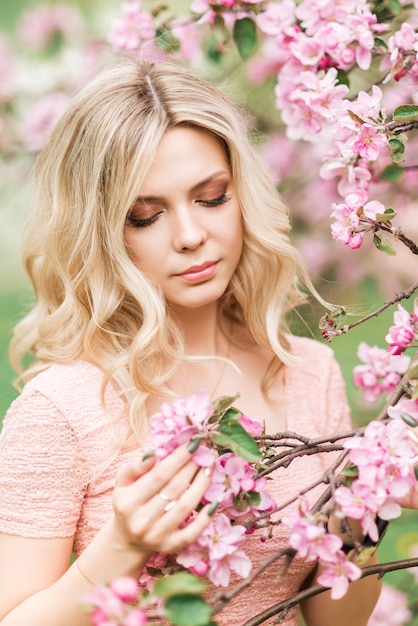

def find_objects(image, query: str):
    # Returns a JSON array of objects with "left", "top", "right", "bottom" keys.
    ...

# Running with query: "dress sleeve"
[{"left": 0, "top": 389, "right": 87, "bottom": 538}]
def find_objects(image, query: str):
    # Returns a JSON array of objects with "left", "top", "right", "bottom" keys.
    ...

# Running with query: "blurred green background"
[{"left": 1, "top": 0, "right": 418, "bottom": 617}]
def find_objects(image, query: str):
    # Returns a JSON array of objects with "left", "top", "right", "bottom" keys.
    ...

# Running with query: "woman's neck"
[{"left": 169, "top": 302, "right": 228, "bottom": 355}]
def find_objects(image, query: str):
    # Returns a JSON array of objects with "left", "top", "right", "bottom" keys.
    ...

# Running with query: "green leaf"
[
  {"left": 216, "top": 415, "right": 262, "bottom": 461},
  {"left": 247, "top": 491, "right": 261, "bottom": 506},
  {"left": 204, "top": 33, "right": 223, "bottom": 64},
  {"left": 373, "top": 233, "right": 396, "bottom": 256},
  {"left": 388, "top": 0, "right": 402, "bottom": 14},
  {"left": 388, "top": 138, "right": 405, "bottom": 163},
  {"left": 219, "top": 407, "right": 241, "bottom": 422},
  {"left": 154, "top": 572, "right": 206, "bottom": 598},
  {"left": 393, "top": 104, "right": 418, "bottom": 122},
  {"left": 156, "top": 29, "right": 181, "bottom": 52},
  {"left": 219, "top": 408, "right": 262, "bottom": 463},
  {"left": 233, "top": 18, "right": 257, "bottom": 60},
  {"left": 232, "top": 494, "right": 248, "bottom": 511},
  {"left": 380, "top": 164, "right": 404, "bottom": 182},
  {"left": 164, "top": 594, "right": 213, "bottom": 626},
  {"left": 375, "top": 208, "right": 396, "bottom": 223},
  {"left": 209, "top": 395, "right": 240, "bottom": 423},
  {"left": 400, "top": 412, "right": 418, "bottom": 428},
  {"left": 211, "top": 395, "right": 239, "bottom": 415},
  {"left": 336, "top": 69, "right": 350, "bottom": 88},
  {"left": 374, "top": 37, "right": 389, "bottom": 54},
  {"left": 340, "top": 466, "right": 359, "bottom": 478}
]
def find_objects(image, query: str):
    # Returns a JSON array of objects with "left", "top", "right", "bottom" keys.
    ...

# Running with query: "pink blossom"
[
  {"left": 343, "top": 417, "right": 418, "bottom": 522},
  {"left": 277, "top": 66, "right": 349, "bottom": 142},
  {"left": 108, "top": 1, "right": 155, "bottom": 53},
  {"left": 330, "top": 205, "right": 363, "bottom": 249},
  {"left": 334, "top": 482, "right": 384, "bottom": 520},
  {"left": 282, "top": 500, "right": 343, "bottom": 562},
  {"left": 176, "top": 513, "right": 251, "bottom": 587},
  {"left": 367, "top": 583, "right": 412, "bottom": 626},
  {"left": 109, "top": 577, "right": 139, "bottom": 603},
  {"left": 387, "top": 397, "right": 418, "bottom": 424},
  {"left": 330, "top": 190, "right": 370, "bottom": 249},
  {"left": 385, "top": 301, "right": 418, "bottom": 353},
  {"left": 84, "top": 585, "right": 126, "bottom": 623},
  {"left": 239, "top": 414, "right": 264, "bottom": 436},
  {"left": 147, "top": 389, "right": 214, "bottom": 459},
  {"left": 290, "top": 32, "right": 324, "bottom": 66},
  {"left": 350, "top": 124, "right": 387, "bottom": 160},
  {"left": 125, "top": 610, "right": 148, "bottom": 626},
  {"left": 317, "top": 552, "right": 361, "bottom": 599},
  {"left": 256, "top": 0, "right": 296, "bottom": 37},
  {"left": 353, "top": 342, "right": 410, "bottom": 402},
  {"left": 204, "top": 453, "right": 257, "bottom": 504},
  {"left": 349, "top": 85, "right": 384, "bottom": 120}
]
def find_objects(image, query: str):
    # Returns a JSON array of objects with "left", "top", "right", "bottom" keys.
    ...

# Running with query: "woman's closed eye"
[
  {"left": 126, "top": 213, "right": 161, "bottom": 228},
  {"left": 197, "top": 193, "right": 232, "bottom": 207}
]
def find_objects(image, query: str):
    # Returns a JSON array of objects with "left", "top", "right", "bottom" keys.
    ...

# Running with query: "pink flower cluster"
[
  {"left": 380, "top": 22, "right": 418, "bottom": 83},
  {"left": 254, "top": 0, "right": 383, "bottom": 142},
  {"left": 284, "top": 409, "right": 417, "bottom": 600},
  {"left": 386, "top": 300, "right": 418, "bottom": 355},
  {"left": 84, "top": 576, "right": 147, "bottom": 626},
  {"left": 338, "top": 416, "right": 418, "bottom": 534},
  {"left": 107, "top": 1, "right": 155, "bottom": 53},
  {"left": 146, "top": 390, "right": 274, "bottom": 587},
  {"left": 330, "top": 189, "right": 385, "bottom": 250},
  {"left": 282, "top": 500, "right": 361, "bottom": 599},
  {"left": 353, "top": 341, "right": 410, "bottom": 403}
]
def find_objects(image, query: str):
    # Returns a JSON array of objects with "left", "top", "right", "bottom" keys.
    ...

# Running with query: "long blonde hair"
[{"left": 11, "top": 58, "right": 319, "bottom": 441}]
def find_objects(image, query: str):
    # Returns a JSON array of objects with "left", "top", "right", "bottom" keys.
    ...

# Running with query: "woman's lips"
[{"left": 176, "top": 261, "right": 218, "bottom": 283}]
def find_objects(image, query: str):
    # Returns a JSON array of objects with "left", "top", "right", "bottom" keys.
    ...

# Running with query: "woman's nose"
[{"left": 172, "top": 206, "right": 207, "bottom": 251}]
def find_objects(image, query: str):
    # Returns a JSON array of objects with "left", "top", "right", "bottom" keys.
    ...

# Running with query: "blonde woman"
[{"left": 0, "top": 59, "right": 380, "bottom": 625}]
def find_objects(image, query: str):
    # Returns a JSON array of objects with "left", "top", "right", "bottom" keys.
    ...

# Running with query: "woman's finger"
[
  {"left": 158, "top": 465, "right": 214, "bottom": 529},
  {"left": 114, "top": 452, "right": 156, "bottom": 488},
  {"left": 128, "top": 443, "right": 202, "bottom": 503}
]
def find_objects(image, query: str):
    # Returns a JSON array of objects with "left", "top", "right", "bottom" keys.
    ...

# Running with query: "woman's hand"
[{"left": 111, "top": 444, "right": 214, "bottom": 557}]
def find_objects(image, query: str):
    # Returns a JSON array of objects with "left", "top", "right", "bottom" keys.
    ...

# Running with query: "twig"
[{"left": 337, "top": 281, "right": 418, "bottom": 335}]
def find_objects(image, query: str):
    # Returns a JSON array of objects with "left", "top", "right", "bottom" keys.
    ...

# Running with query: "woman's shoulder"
[
  {"left": 25, "top": 359, "right": 105, "bottom": 392},
  {"left": 8, "top": 360, "right": 124, "bottom": 433}
]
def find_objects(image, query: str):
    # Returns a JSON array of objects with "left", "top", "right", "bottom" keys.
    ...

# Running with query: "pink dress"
[{"left": 0, "top": 336, "right": 351, "bottom": 625}]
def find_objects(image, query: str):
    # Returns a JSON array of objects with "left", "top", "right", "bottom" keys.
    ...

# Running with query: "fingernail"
[
  {"left": 142, "top": 450, "right": 155, "bottom": 461},
  {"left": 187, "top": 439, "right": 201, "bottom": 454},
  {"left": 204, "top": 465, "right": 213, "bottom": 477},
  {"left": 208, "top": 501, "right": 218, "bottom": 516}
]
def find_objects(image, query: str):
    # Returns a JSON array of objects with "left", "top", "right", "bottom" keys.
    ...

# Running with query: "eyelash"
[
  {"left": 199, "top": 193, "right": 231, "bottom": 207},
  {"left": 127, "top": 214, "right": 159, "bottom": 228},
  {"left": 127, "top": 193, "right": 232, "bottom": 228}
]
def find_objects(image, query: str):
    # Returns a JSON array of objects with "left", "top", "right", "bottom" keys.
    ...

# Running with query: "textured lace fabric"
[{"left": 0, "top": 337, "right": 352, "bottom": 625}]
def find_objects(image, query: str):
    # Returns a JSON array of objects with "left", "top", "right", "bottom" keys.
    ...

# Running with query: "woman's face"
[{"left": 124, "top": 126, "right": 243, "bottom": 311}]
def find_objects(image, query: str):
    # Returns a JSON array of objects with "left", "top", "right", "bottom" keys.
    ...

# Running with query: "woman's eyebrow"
[{"left": 134, "top": 170, "right": 230, "bottom": 203}]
